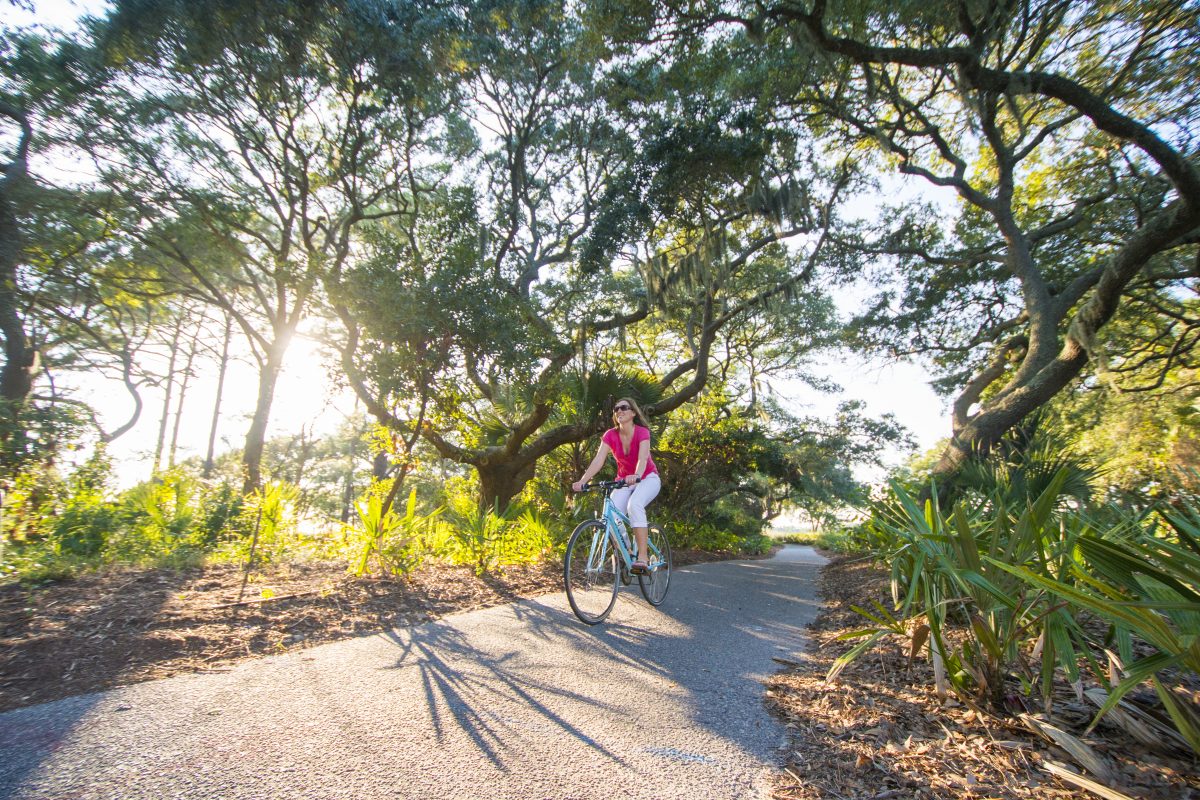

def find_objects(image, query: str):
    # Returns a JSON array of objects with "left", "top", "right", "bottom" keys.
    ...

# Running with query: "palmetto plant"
[
  {"left": 447, "top": 498, "right": 522, "bottom": 576},
  {"left": 350, "top": 488, "right": 440, "bottom": 578},
  {"left": 122, "top": 470, "right": 200, "bottom": 557},
  {"left": 955, "top": 413, "right": 1099, "bottom": 509},
  {"left": 556, "top": 366, "right": 663, "bottom": 428},
  {"left": 833, "top": 470, "right": 1093, "bottom": 711},
  {"left": 993, "top": 503, "right": 1200, "bottom": 753}
]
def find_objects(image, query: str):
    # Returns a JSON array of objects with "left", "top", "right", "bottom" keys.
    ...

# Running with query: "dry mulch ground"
[
  {"left": 766, "top": 554, "right": 1199, "bottom": 800},
  {"left": 0, "top": 547, "right": 732, "bottom": 713}
]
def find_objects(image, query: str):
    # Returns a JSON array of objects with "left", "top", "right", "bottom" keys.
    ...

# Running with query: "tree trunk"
[
  {"left": 168, "top": 314, "right": 203, "bottom": 469},
  {"left": 0, "top": 103, "right": 36, "bottom": 417},
  {"left": 0, "top": 270, "right": 36, "bottom": 407},
  {"left": 203, "top": 314, "right": 233, "bottom": 478},
  {"left": 340, "top": 467, "right": 354, "bottom": 524},
  {"left": 241, "top": 338, "right": 287, "bottom": 495},
  {"left": 931, "top": 348, "right": 1088, "bottom": 485},
  {"left": 477, "top": 458, "right": 537, "bottom": 511},
  {"left": 930, "top": 201, "right": 1199, "bottom": 491},
  {"left": 152, "top": 315, "right": 183, "bottom": 474}
]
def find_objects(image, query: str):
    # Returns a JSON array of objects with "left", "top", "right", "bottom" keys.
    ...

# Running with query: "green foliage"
[
  {"left": 670, "top": 521, "right": 772, "bottom": 556},
  {"left": 42, "top": 450, "right": 117, "bottom": 558},
  {"left": 772, "top": 523, "right": 870, "bottom": 554},
  {"left": 439, "top": 478, "right": 552, "bottom": 575},
  {"left": 221, "top": 482, "right": 302, "bottom": 566},
  {"left": 1043, "top": 365, "right": 1200, "bottom": 499},
  {"left": 657, "top": 392, "right": 904, "bottom": 539},
  {"left": 954, "top": 413, "right": 1100, "bottom": 507},
  {"left": 580, "top": 109, "right": 771, "bottom": 275},
  {"left": 814, "top": 527, "right": 864, "bottom": 555},
  {"left": 346, "top": 486, "right": 441, "bottom": 578},
  {"left": 1, "top": 452, "right": 257, "bottom": 581},
  {"left": 195, "top": 482, "right": 245, "bottom": 546},
  {"left": 709, "top": 0, "right": 1200, "bottom": 485},
  {"left": 993, "top": 502, "right": 1200, "bottom": 754},
  {"left": 513, "top": 506, "right": 554, "bottom": 558},
  {"left": 850, "top": 444, "right": 1200, "bottom": 753},
  {"left": 519, "top": 466, "right": 588, "bottom": 545},
  {"left": 0, "top": 400, "right": 89, "bottom": 489},
  {"left": 113, "top": 470, "right": 201, "bottom": 561},
  {"left": 836, "top": 473, "right": 1091, "bottom": 710},
  {"left": 557, "top": 366, "right": 663, "bottom": 431}
]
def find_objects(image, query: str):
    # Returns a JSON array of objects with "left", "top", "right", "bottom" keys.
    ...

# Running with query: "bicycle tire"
[
  {"left": 564, "top": 519, "right": 620, "bottom": 624},
  {"left": 637, "top": 524, "right": 672, "bottom": 606}
]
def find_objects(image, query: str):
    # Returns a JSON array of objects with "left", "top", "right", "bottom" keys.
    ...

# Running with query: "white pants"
[{"left": 611, "top": 473, "right": 661, "bottom": 528}]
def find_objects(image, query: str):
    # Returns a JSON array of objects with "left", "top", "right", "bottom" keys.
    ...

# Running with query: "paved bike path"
[{"left": 0, "top": 545, "right": 827, "bottom": 800}]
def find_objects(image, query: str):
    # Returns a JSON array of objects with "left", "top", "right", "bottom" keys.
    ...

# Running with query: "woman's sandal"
[{"left": 630, "top": 560, "right": 649, "bottom": 575}]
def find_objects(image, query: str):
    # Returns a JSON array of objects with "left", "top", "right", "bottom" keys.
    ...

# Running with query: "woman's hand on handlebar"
[
  {"left": 571, "top": 480, "right": 586, "bottom": 493},
  {"left": 623, "top": 475, "right": 640, "bottom": 486}
]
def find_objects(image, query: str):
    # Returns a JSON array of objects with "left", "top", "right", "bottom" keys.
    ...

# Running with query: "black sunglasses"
[{"left": 613, "top": 404, "right": 632, "bottom": 412}]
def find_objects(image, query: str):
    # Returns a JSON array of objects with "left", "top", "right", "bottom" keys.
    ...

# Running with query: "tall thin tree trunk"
[
  {"left": 168, "top": 313, "right": 204, "bottom": 469},
  {"left": 152, "top": 314, "right": 184, "bottom": 475},
  {"left": 241, "top": 337, "right": 288, "bottom": 495},
  {"left": 339, "top": 432, "right": 356, "bottom": 525},
  {"left": 0, "top": 103, "right": 36, "bottom": 474},
  {"left": 203, "top": 314, "right": 233, "bottom": 478}
]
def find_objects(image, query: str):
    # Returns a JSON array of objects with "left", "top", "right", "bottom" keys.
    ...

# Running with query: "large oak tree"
[
  {"left": 333, "top": 0, "right": 863, "bottom": 508},
  {"left": 647, "top": 0, "right": 1200, "bottom": 483}
]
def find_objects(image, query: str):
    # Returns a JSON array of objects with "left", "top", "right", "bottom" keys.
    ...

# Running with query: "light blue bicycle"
[{"left": 564, "top": 479, "right": 672, "bottom": 624}]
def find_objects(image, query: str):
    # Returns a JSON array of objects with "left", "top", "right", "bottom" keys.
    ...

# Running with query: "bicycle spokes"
[{"left": 564, "top": 520, "right": 619, "bottom": 624}]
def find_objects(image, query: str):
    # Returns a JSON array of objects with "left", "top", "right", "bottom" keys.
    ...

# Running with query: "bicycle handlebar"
[{"left": 578, "top": 477, "right": 640, "bottom": 492}]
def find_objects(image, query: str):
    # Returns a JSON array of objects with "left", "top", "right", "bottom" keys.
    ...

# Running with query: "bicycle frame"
[
  {"left": 565, "top": 479, "right": 672, "bottom": 623},
  {"left": 584, "top": 482, "right": 664, "bottom": 573}
]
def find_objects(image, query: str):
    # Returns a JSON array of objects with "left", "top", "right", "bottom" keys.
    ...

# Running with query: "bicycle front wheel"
[
  {"left": 637, "top": 524, "right": 672, "bottom": 606},
  {"left": 564, "top": 520, "right": 620, "bottom": 624}
]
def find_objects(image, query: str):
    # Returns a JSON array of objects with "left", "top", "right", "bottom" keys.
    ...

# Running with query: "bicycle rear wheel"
[
  {"left": 564, "top": 520, "right": 620, "bottom": 624},
  {"left": 637, "top": 524, "right": 672, "bottom": 606}
]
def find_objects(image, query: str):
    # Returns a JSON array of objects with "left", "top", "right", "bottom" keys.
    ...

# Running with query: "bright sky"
[
  {"left": 7, "top": 0, "right": 109, "bottom": 30},
  {"left": 12, "top": 0, "right": 953, "bottom": 489}
]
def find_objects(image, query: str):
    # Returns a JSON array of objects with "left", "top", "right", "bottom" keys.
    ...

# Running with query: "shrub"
[
  {"left": 195, "top": 482, "right": 245, "bottom": 546},
  {"left": 439, "top": 477, "right": 551, "bottom": 574},
  {"left": 833, "top": 472, "right": 1091, "bottom": 711},
  {"left": 2, "top": 459, "right": 229, "bottom": 579},
  {"left": 346, "top": 485, "right": 441, "bottom": 578},
  {"left": 218, "top": 482, "right": 302, "bottom": 565},
  {"left": 995, "top": 500, "right": 1200, "bottom": 754},
  {"left": 670, "top": 522, "right": 772, "bottom": 555},
  {"left": 813, "top": 527, "right": 863, "bottom": 554}
]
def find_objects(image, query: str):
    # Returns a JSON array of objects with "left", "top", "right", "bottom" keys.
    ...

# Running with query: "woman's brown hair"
[{"left": 611, "top": 396, "right": 648, "bottom": 427}]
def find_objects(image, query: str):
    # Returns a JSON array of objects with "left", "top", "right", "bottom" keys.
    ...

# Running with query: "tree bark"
[
  {"left": 477, "top": 458, "right": 538, "bottom": 512},
  {"left": 0, "top": 103, "right": 37, "bottom": 412},
  {"left": 203, "top": 314, "right": 232, "bottom": 478},
  {"left": 241, "top": 337, "right": 288, "bottom": 495},
  {"left": 152, "top": 314, "right": 183, "bottom": 475},
  {"left": 933, "top": 199, "right": 1200, "bottom": 485},
  {"left": 168, "top": 313, "right": 203, "bottom": 469}
]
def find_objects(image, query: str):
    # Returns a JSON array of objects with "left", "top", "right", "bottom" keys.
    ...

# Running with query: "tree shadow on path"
[{"left": 374, "top": 552, "right": 826, "bottom": 776}]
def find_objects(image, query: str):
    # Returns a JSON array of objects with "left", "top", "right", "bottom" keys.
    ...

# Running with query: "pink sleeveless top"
[{"left": 602, "top": 425, "right": 658, "bottom": 480}]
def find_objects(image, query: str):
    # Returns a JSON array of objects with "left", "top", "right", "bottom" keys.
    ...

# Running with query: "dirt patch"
[
  {"left": 767, "top": 555, "right": 1198, "bottom": 799},
  {"left": 0, "top": 547, "right": 745, "bottom": 713}
]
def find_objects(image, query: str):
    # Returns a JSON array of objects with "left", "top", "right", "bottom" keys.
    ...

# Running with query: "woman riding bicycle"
[{"left": 571, "top": 397, "right": 661, "bottom": 574}]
